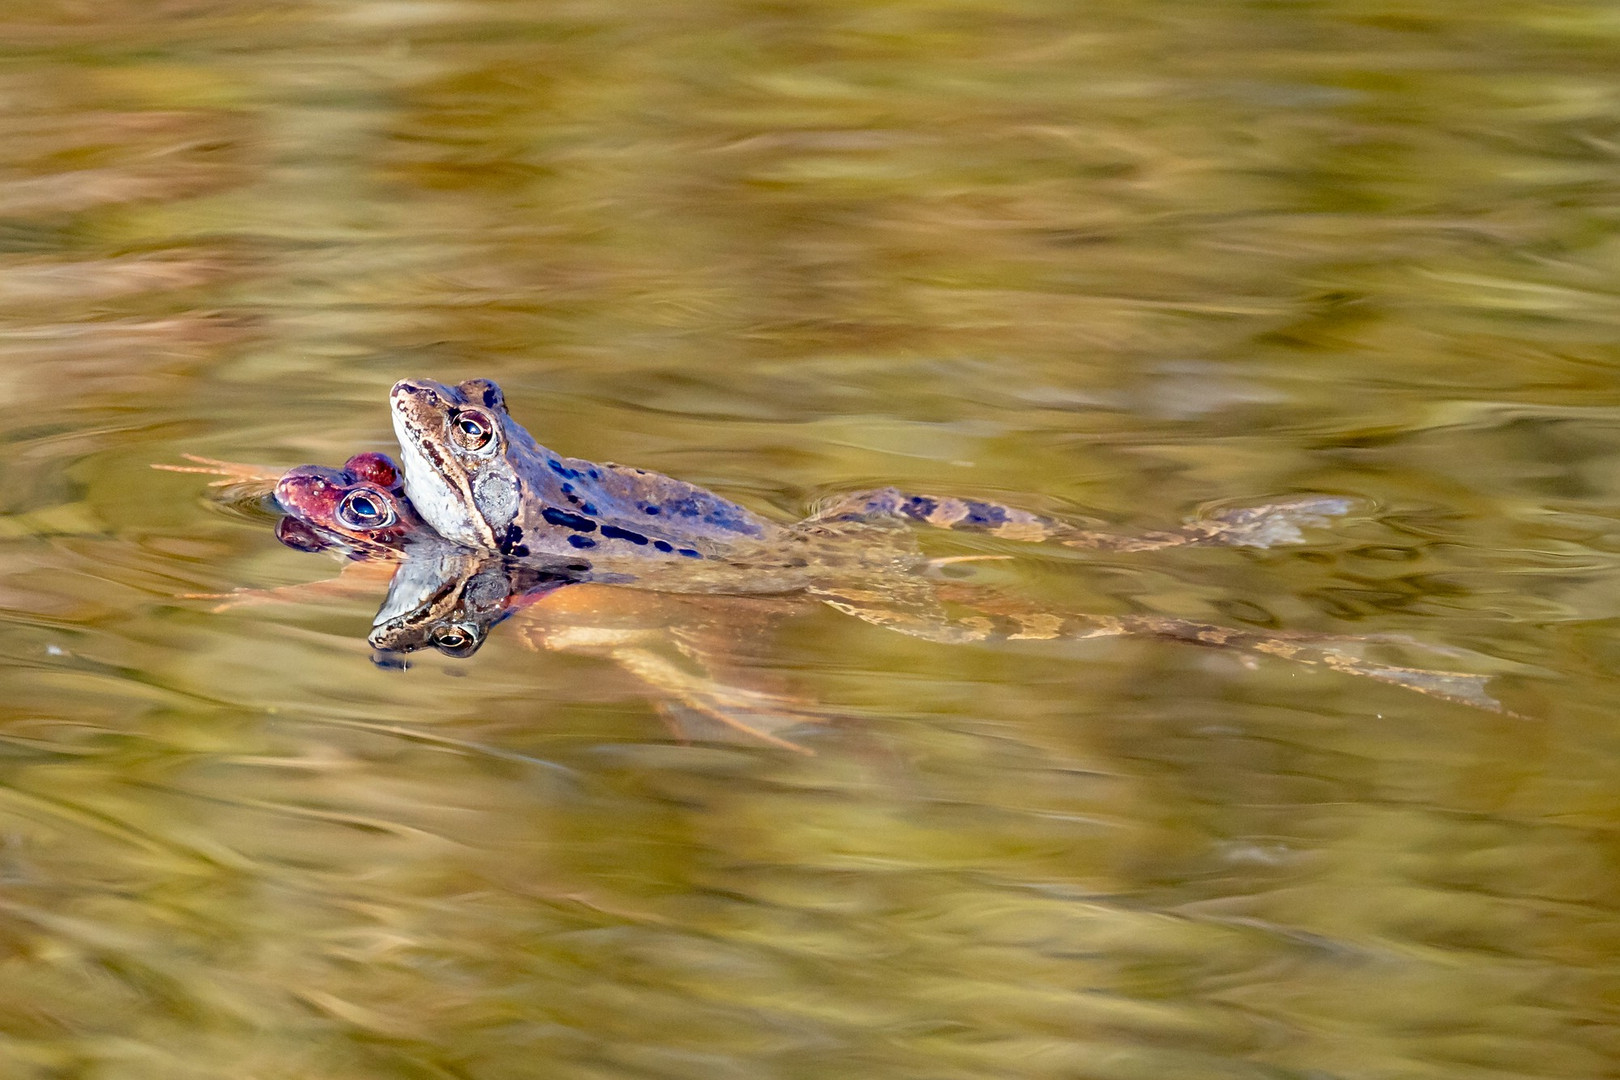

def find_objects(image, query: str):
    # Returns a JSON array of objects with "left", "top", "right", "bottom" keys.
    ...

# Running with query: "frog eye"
[
  {"left": 430, "top": 622, "right": 481, "bottom": 656},
  {"left": 337, "top": 488, "right": 396, "bottom": 530},
  {"left": 449, "top": 409, "right": 496, "bottom": 452}
]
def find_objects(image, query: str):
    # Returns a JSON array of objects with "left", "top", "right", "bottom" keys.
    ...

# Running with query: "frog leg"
[
  {"left": 810, "top": 487, "right": 1357, "bottom": 551},
  {"left": 1163, "top": 619, "right": 1510, "bottom": 712},
  {"left": 813, "top": 580, "right": 1133, "bottom": 646},
  {"left": 942, "top": 584, "right": 1512, "bottom": 713},
  {"left": 818, "top": 581, "right": 1509, "bottom": 714}
]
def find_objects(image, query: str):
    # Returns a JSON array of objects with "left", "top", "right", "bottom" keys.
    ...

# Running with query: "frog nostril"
[{"left": 390, "top": 380, "right": 433, "bottom": 404}]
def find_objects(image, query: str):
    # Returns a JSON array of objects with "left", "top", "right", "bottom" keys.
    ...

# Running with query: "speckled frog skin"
[
  {"left": 391, "top": 377, "right": 782, "bottom": 560},
  {"left": 390, "top": 376, "right": 1357, "bottom": 563},
  {"left": 272, "top": 452, "right": 427, "bottom": 557}
]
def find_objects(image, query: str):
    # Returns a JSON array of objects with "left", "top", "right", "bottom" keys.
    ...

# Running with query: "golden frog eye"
[
  {"left": 432, "top": 626, "right": 468, "bottom": 649},
  {"left": 430, "top": 622, "right": 481, "bottom": 656},
  {"left": 449, "top": 409, "right": 495, "bottom": 451},
  {"left": 337, "top": 488, "right": 396, "bottom": 530}
]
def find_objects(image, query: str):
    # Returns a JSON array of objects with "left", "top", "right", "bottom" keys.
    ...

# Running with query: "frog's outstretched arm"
[
  {"left": 515, "top": 616, "right": 826, "bottom": 753},
  {"left": 152, "top": 454, "right": 285, "bottom": 488},
  {"left": 810, "top": 488, "right": 1356, "bottom": 551},
  {"left": 609, "top": 648, "right": 826, "bottom": 753},
  {"left": 183, "top": 560, "right": 397, "bottom": 612}
]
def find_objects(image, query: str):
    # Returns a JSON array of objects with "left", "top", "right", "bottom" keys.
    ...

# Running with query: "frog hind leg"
[
  {"left": 809, "top": 487, "right": 1357, "bottom": 551},
  {"left": 943, "top": 585, "right": 1510, "bottom": 714},
  {"left": 814, "top": 582, "right": 1131, "bottom": 646},
  {"left": 824, "top": 581, "right": 1510, "bottom": 715}
]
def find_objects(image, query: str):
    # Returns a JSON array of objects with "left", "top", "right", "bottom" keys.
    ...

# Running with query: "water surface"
[{"left": 2, "top": 1, "right": 1619, "bottom": 1077}]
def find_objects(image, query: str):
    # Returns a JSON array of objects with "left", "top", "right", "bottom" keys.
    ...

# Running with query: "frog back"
[{"left": 506, "top": 435, "right": 785, "bottom": 559}]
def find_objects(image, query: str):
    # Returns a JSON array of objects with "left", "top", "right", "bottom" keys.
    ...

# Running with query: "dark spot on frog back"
[
  {"left": 542, "top": 507, "right": 597, "bottom": 533},
  {"left": 657, "top": 494, "right": 762, "bottom": 536},
  {"left": 900, "top": 495, "right": 938, "bottom": 521},
  {"left": 961, "top": 501, "right": 1009, "bottom": 528}
]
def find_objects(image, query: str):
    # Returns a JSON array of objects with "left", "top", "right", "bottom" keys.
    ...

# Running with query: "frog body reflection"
[
  {"left": 363, "top": 542, "right": 833, "bottom": 748},
  {"left": 347, "top": 517, "right": 1510, "bottom": 736}
]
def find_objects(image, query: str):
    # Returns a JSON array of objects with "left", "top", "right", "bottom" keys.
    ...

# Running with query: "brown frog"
[
  {"left": 377, "top": 380, "right": 1518, "bottom": 716},
  {"left": 388, "top": 377, "right": 1356, "bottom": 566},
  {"left": 390, "top": 377, "right": 780, "bottom": 559}
]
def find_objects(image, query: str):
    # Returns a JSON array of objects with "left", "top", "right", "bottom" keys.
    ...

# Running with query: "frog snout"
[{"left": 390, "top": 379, "right": 436, "bottom": 406}]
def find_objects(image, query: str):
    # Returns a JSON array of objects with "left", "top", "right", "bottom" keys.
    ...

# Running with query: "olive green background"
[{"left": 0, "top": 1, "right": 1617, "bottom": 1077}]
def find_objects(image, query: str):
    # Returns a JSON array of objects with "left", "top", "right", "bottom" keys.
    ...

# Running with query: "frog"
[
  {"left": 377, "top": 378, "right": 1520, "bottom": 716},
  {"left": 154, "top": 451, "right": 428, "bottom": 558},
  {"left": 162, "top": 452, "right": 840, "bottom": 744},
  {"left": 389, "top": 377, "right": 780, "bottom": 559},
  {"left": 389, "top": 376, "right": 1355, "bottom": 564}
]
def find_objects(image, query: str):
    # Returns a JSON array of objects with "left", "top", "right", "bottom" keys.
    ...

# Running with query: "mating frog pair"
[{"left": 163, "top": 377, "right": 1512, "bottom": 741}]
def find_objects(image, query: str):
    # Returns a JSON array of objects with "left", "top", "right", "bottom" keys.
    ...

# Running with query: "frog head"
[
  {"left": 389, "top": 377, "right": 525, "bottom": 552},
  {"left": 273, "top": 451, "right": 425, "bottom": 555}
]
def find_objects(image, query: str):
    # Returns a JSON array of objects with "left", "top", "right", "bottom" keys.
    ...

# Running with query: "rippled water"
[{"left": 3, "top": 1, "right": 1619, "bottom": 1077}]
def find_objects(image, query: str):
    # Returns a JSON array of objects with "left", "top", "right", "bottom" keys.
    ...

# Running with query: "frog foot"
[{"left": 1191, "top": 495, "right": 1360, "bottom": 549}]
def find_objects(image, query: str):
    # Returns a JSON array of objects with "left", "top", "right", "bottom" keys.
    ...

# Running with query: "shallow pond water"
[{"left": 2, "top": 1, "right": 1619, "bottom": 1077}]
